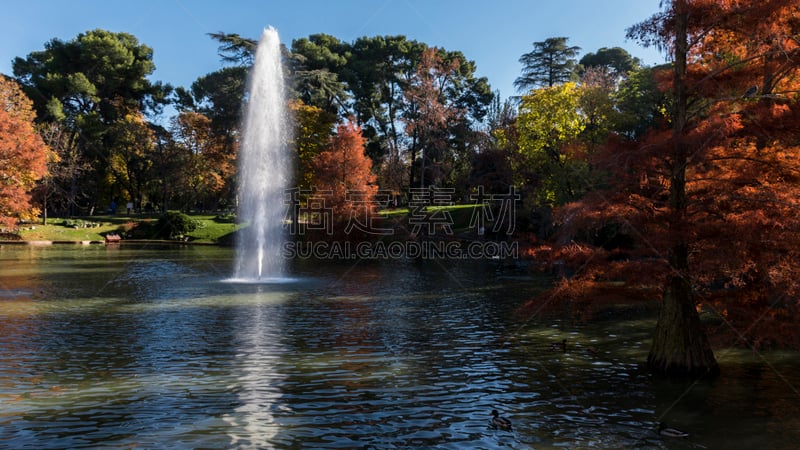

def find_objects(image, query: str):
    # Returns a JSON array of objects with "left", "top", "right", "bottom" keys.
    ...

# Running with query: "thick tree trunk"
[
  {"left": 648, "top": 246, "right": 719, "bottom": 377},
  {"left": 647, "top": 0, "right": 719, "bottom": 378},
  {"left": 42, "top": 194, "right": 48, "bottom": 225}
]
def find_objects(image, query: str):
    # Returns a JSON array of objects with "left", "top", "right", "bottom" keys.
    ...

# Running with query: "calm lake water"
[{"left": 0, "top": 245, "right": 798, "bottom": 449}]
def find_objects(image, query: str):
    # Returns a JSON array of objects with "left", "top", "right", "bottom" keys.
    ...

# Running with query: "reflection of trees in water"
[
  {"left": 654, "top": 358, "right": 800, "bottom": 448},
  {"left": 0, "top": 256, "right": 46, "bottom": 397}
]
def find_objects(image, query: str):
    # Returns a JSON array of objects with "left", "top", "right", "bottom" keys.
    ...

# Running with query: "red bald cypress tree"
[
  {"left": 529, "top": 0, "right": 800, "bottom": 377},
  {"left": 311, "top": 120, "right": 378, "bottom": 233}
]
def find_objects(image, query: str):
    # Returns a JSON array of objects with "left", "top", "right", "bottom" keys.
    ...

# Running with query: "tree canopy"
[
  {"left": 12, "top": 29, "right": 170, "bottom": 215},
  {"left": 578, "top": 46, "right": 640, "bottom": 78}
]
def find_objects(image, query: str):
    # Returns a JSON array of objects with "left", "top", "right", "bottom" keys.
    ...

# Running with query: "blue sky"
[{"left": 1, "top": 0, "right": 665, "bottom": 103}]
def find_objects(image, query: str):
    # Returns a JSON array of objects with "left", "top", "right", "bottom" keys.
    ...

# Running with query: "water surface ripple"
[{"left": 0, "top": 246, "right": 798, "bottom": 448}]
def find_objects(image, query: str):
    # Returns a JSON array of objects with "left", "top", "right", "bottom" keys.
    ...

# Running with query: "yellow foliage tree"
[{"left": 516, "top": 82, "right": 587, "bottom": 207}]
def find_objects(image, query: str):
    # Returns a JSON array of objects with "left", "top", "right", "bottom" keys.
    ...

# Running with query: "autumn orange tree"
[
  {"left": 530, "top": 0, "right": 800, "bottom": 377},
  {"left": 169, "top": 111, "right": 235, "bottom": 211},
  {"left": 0, "top": 75, "right": 50, "bottom": 230},
  {"left": 311, "top": 120, "right": 378, "bottom": 236}
]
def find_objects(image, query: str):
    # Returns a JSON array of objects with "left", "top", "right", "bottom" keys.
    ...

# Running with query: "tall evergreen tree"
[{"left": 515, "top": 37, "right": 580, "bottom": 92}]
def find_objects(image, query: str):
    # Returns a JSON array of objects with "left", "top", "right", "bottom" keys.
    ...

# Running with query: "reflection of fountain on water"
[
  {"left": 233, "top": 27, "right": 292, "bottom": 282},
  {"left": 222, "top": 291, "right": 287, "bottom": 446}
]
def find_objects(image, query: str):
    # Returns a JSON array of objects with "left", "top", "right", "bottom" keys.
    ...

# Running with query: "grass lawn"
[
  {"left": 187, "top": 216, "right": 242, "bottom": 243},
  {"left": 378, "top": 204, "right": 483, "bottom": 232},
  {"left": 15, "top": 214, "right": 244, "bottom": 244},
  {"left": 18, "top": 218, "right": 119, "bottom": 241}
]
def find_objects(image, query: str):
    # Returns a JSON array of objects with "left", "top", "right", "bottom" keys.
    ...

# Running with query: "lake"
[{"left": 0, "top": 244, "right": 798, "bottom": 448}]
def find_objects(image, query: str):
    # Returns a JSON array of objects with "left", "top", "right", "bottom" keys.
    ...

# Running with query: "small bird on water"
[
  {"left": 491, "top": 409, "right": 513, "bottom": 431},
  {"left": 550, "top": 338, "right": 567, "bottom": 352},
  {"left": 658, "top": 422, "right": 689, "bottom": 438}
]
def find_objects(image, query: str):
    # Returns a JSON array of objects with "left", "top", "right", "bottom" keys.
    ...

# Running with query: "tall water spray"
[{"left": 234, "top": 27, "right": 291, "bottom": 280}]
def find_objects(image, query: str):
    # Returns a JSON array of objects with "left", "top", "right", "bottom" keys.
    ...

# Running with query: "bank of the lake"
[{"left": 6, "top": 205, "right": 488, "bottom": 246}]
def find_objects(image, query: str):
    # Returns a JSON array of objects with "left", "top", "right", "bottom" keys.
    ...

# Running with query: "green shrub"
[{"left": 156, "top": 212, "right": 198, "bottom": 239}]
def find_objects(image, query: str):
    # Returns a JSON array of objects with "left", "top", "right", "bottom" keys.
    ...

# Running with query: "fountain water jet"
[{"left": 233, "top": 27, "right": 291, "bottom": 281}]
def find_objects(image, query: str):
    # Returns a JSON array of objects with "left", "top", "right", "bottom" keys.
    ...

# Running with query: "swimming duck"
[
  {"left": 491, "top": 409, "right": 512, "bottom": 431},
  {"left": 550, "top": 339, "right": 567, "bottom": 352},
  {"left": 658, "top": 422, "right": 689, "bottom": 438}
]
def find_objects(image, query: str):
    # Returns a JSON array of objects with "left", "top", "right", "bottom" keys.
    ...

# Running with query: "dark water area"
[{"left": 0, "top": 245, "right": 798, "bottom": 448}]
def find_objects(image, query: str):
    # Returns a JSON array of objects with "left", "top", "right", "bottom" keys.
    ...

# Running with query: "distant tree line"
[{"left": 3, "top": 28, "right": 646, "bottom": 228}]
